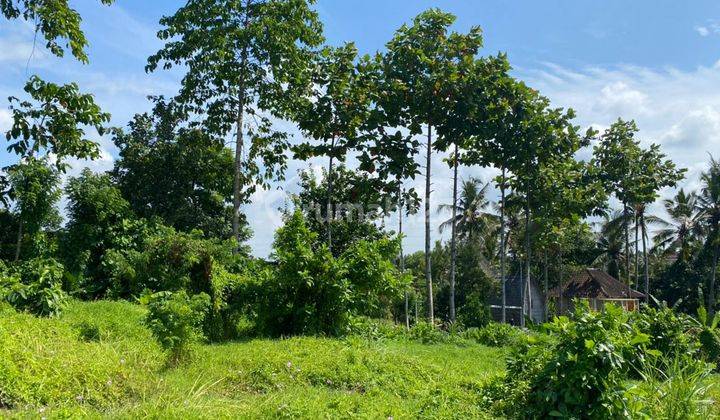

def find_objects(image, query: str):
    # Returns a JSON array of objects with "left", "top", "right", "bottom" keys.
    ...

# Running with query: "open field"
[{"left": 0, "top": 300, "right": 506, "bottom": 419}]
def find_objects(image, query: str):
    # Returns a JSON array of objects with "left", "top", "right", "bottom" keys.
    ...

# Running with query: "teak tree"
[
  {"left": 383, "top": 9, "right": 483, "bottom": 323},
  {"left": 293, "top": 43, "right": 373, "bottom": 253},
  {"left": 1, "top": 0, "right": 114, "bottom": 63},
  {"left": 147, "top": 0, "right": 324, "bottom": 246}
]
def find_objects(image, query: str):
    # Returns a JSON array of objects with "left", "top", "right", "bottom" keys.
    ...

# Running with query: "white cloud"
[
  {"left": 519, "top": 61, "right": 720, "bottom": 229},
  {"left": 0, "top": 109, "right": 12, "bottom": 132},
  {"left": 695, "top": 20, "right": 720, "bottom": 37}
]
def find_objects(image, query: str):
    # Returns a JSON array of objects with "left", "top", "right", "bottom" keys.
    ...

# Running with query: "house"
[
  {"left": 548, "top": 268, "right": 644, "bottom": 315},
  {"left": 489, "top": 273, "right": 544, "bottom": 325}
]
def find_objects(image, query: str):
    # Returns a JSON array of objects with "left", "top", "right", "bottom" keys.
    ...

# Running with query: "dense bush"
[
  {"left": 61, "top": 169, "right": 156, "bottom": 298},
  {"left": 464, "top": 322, "right": 526, "bottom": 347},
  {"left": 631, "top": 304, "right": 698, "bottom": 358},
  {"left": 247, "top": 211, "right": 407, "bottom": 337},
  {"left": 0, "top": 258, "right": 69, "bottom": 317},
  {"left": 144, "top": 290, "right": 210, "bottom": 363}
]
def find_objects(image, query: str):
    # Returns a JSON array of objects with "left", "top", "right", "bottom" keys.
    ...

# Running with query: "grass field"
[{"left": 0, "top": 300, "right": 506, "bottom": 419}]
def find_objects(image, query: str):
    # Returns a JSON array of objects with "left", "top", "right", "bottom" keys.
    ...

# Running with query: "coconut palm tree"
[
  {"left": 698, "top": 156, "right": 720, "bottom": 316},
  {"left": 654, "top": 189, "right": 703, "bottom": 262},
  {"left": 594, "top": 211, "right": 627, "bottom": 281},
  {"left": 438, "top": 178, "right": 497, "bottom": 243}
]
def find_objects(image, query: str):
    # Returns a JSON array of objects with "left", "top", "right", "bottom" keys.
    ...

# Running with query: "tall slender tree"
[
  {"left": 698, "top": 156, "right": 720, "bottom": 317},
  {"left": 382, "top": 9, "right": 483, "bottom": 323},
  {"left": 147, "top": 0, "right": 324, "bottom": 247},
  {"left": 293, "top": 44, "right": 373, "bottom": 253}
]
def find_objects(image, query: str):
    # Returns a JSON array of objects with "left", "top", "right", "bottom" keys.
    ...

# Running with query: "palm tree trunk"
[
  {"left": 449, "top": 144, "right": 458, "bottom": 322},
  {"left": 14, "top": 219, "right": 23, "bottom": 262},
  {"left": 500, "top": 167, "right": 507, "bottom": 323},
  {"left": 425, "top": 123, "right": 434, "bottom": 324},
  {"left": 642, "top": 213, "right": 649, "bottom": 303}
]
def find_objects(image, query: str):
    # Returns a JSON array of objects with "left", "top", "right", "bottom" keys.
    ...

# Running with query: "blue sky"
[{"left": 2, "top": 0, "right": 720, "bottom": 256}]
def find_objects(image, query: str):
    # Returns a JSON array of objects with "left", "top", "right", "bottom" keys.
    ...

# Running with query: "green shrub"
[
  {"left": 144, "top": 290, "right": 210, "bottom": 363},
  {"left": 0, "top": 258, "right": 69, "bottom": 317},
  {"left": 339, "top": 238, "right": 407, "bottom": 319},
  {"left": 464, "top": 322, "right": 526, "bottom": 347},
  {"left": 631, "top": 304, "right": 698, "bottom": 359},
  {"left": 408, "top": 321, "right": 447, "bottom": 344},
  {"left": 507, "top": 303, "right": 652, "bottom": 418},
  {"left": 456, "top": 291, "right": 491, "bottom": 328}
]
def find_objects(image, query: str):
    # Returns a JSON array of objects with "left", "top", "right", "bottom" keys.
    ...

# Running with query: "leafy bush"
[
  {"left": 464, "top": 322, "right": 526, "bottom": 347},
  {"left": 247, "top": 212, "right": 407, "bottom": 338},
  {"left": 505, "top": 303, "right": 652, "bottom": 418},
  {"left": 0, "top": 258, "right": 69, "bottom": 317},
  {"left": 456, "top": 291, "right": 491, "bottom": 328},
  {"left": 340, "top": 237, "right": 407, "bottom": 319},
  {"left": 408, "top": 321, "right": 447, "bottom": 344},
  {"left": 631, "top": 304, "right": 698, "bottom": 359},
  {"left": 144, "top": 290, "right": 210, "bottom": 363}
]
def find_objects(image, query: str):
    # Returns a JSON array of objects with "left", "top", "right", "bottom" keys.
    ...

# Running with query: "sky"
[{"left": 1, "top": 0, "right": 720, "bottom": 257}]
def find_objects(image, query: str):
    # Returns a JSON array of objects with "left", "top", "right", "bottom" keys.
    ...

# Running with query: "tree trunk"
[
  {"left": 449, "top": 144, "right": 458, "bottom": 322},
  {"left": 327, "top": 135, "right": 336, "bottom": 253},
  {"left": 399, "top": 186, "right": 409, "bottom": 330},
  {"left": 14, "top": 219, "right": 23, "bottom": 262},
  {"left": 500, "top": 167, "right": 507, "bottom": 323},
  {"left": 635, "top": 212, "right": 639, "bottom": 290},
  {"left": 425, "top": 123, "right": 434, "bottom": 324},
  {"left": 623, "top": 203, "right": 631, "bottom": 293},
  {"left": 232, "top": 7, "right": 251, "bottom": 248},
  {"left": 642, "top": 214, "right": 649, "bottom": 303},
  {"left": 543, "top": 249, "right": 548, "bottom": 322},
  {"left": 559, "top": 251, "right": 564, "bottom": 316},
  {"left": 522, "top": 189, "right": 530, "bottom": 328},
  {"left": 709, "top": 241, "right": 718, "bottom": 319}
]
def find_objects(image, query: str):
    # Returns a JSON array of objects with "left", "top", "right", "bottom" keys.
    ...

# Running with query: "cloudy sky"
[{"left": 1, "top": 0, "right": 719, "bottom": 257}]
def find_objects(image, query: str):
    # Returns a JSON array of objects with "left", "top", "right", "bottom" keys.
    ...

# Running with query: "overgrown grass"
[{"left": 1, "top": 300, "right": 505, "bottom": 418}]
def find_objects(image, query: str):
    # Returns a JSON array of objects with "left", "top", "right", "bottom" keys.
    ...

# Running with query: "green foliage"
[
  {"left": 626, "top": 353, "right": 714, "bottom": 419},
  {"left": 0, "top": 258, "right": 68, "bottom": 317},
  {"left": 5, "top": 76, "right": 110, "bottom": 167},
  {"left": 507, "top": 304, "right": 652, "bottom": 418},
  {"left": 294, "top": 164, "right": 387, "bottom": 255},
  {"left": 1, "top": 0, "right": 114, "bottom": 63},
  {"left": 632, "top": 304, "right": 698, "bottom": 359},
  {"left": 6, "top": 157, "right": 62, "bottom": 259},
  {"left": 62, "top": 169, "right": 153, "bottom": 297},
  {"left": 464, "top": 322, "right": 526, "bottom": 347},
  {"left": 111, "top": 98, "right": 238, "bottom": 239},
  {"left": 144, "top": 290, "right": 210, "bottom": 363},
  {"left": 259, "top": 211, "right": 347, "bottom": 336},
  {"left": 340, "top": 237, "right": 407, "bottom": 318},
  {"left": 407, "top": 321, "right": 447, "bottom": 344}
]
